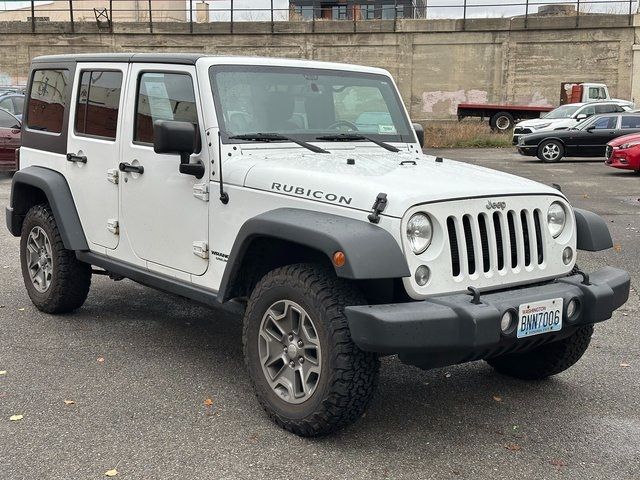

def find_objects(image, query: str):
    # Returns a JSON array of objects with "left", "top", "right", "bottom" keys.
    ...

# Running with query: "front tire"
[
  {"left": 243, "top": 264, "right": 379, "bottom": 437},
  {"left": 20, "top": 204, "right": 91, "bottom": 313},
  {"left": 486, "top": 325, "right": 594, "bottom": 380},
  {"left": 537, "top": 139, "right": 564, "bottom": 162}
]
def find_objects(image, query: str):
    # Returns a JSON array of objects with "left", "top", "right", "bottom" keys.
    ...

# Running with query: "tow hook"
[{"left": 368, "top": 192, "right": 388, "bottom": 224}]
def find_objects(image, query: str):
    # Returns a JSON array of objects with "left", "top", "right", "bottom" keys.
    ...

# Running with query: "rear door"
[
  {"left": 619, "top": 115, "right": 640, "bottom": 136},
  {"left": 66, "top": 64, "right": 127, "bottom": 251}
]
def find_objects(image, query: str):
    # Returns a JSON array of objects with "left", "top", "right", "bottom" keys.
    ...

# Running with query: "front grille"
[
  {"left": 447, "top": 209, "right": 545, "bottom": 278},
  {"left": 514, "top": 127, "right": 533, "bottom": 135}
]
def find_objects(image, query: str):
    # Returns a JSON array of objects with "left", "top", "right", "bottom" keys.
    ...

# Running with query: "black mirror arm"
[{"left": 179, "top": 159, "right": 205, "bottom": 179}]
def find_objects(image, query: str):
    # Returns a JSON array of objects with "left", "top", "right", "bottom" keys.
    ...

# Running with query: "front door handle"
[
  {"left": 66, "top": 153, "right": 87, "bottom": 163},
  {"left": 119, "top": 162, "right": 144, "bottom": 174}
]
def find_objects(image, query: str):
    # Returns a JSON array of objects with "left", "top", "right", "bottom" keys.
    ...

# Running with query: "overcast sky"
[{"left": 0, "top": 0, "right": 635, "bottom": 18}]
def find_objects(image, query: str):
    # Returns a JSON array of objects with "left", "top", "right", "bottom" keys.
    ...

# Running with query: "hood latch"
[{"left": 368, "top": 192, "right": 388, "bottom": 224}]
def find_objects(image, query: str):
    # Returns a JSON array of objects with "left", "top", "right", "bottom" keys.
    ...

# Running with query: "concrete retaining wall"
[{"left": 0, "top": 15, "right": 637, "bottom": 123}]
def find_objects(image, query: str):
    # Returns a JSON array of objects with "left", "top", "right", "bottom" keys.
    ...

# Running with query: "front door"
[
  {"left": 65, "top": 65, "right": 126, "bottom": 250},
  {"left": 580, "top": 115, "right": 619, "bottom": 156},
  {"left": 119, "top": 64, "right": 209, "bottom": 276},
  {"left": 0, "top": 109, "right": 18, "bottom": 164}
]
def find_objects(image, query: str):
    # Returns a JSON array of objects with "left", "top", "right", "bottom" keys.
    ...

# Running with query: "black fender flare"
[
  {"left": 6, "top": 166, "right": 88, "bottom": 251},
  {"left": 573, "top": 208, "right": 613, "bottom": 251},
  {"left": 217, "top": 208, "right": 410, "bottom": 302}
]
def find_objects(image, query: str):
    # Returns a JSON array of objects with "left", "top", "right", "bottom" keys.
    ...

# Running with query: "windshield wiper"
[
  {"left": 229, "top": 133, "right": 329, "bottom": 154},
  {"left": 316, "top": 133, "right": 400, "bottom": 153}
]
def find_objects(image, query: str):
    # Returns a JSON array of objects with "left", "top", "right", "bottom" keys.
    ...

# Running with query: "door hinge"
[
  {"left": 192, "top": 241, "right": 209, "bottom": 259},
  {"left": 193, "top": 183, "right": 209, "bottom": 202},
  {"left": 107, "top": 169, "right": 119, "bottom": 184},
  {"left": 106, "top": 219, "right": 119, "bottom": 235}
]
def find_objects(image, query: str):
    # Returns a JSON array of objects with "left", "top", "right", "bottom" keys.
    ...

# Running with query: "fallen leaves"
[
  {"left": 504, "top": 443, "right": 522, "bottom": 452},
  {"left": 9, "top": 414, "right": 23, "bottom": 421},
  {"left": 203, "top": 398, "right": 214, "bottom": 407},
  {"left": 620, "top": 363, "right": 631, "bottom": 368},
  {"left": 64, "top": 400, "right": 75, "bottom": 405},
  {"left": 17, "top": 308, "right": 25, "bottom": 312},
  {"left": 492, "top": 395, "right": 502, "bottom": 402},
  {"left": 104, "top": 469, "right": 118, "bottom": 477},
  {"left": 550, "top": 459, "right": 568, "bottom": 468},
  {"left": 97, "top": 357, "right": 105, "bottom": 364},
  {"left": 613, "top": 244, "right": 622, "bottom": 253}
]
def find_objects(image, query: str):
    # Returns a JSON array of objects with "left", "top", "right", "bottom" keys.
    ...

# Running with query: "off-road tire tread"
[
  {"left": 21, "top": 204, "right": 91, "bottom": 314},
  {"left": 243, "top": 263, "right": 379, "bottom": 437},
  {"left": 486, "top": 325, "right": 594, "bottom": 380}
]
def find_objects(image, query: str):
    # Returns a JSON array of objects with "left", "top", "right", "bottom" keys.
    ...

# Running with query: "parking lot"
[{"left": 1, "top": 149, "right": 638, "bottom": 480}]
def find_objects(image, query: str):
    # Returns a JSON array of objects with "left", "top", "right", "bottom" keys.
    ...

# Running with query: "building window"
[
  {"left": 27, "top": 69, "right": 68, "bottom": 134},
  {"left": 75, "top": 71, "right": 123, "bottom": 140},
  {"left": 362, "top": 4, "right": 375, "bottom": 19},
  {"left": 294, "top": 6, "right": 314, "bottom": 20},
  {"left": 332, "top": 5, "right": 348, "bottom": 20},
  {"left": 134, "top": 72, "right": 199, "bottom": 145}
]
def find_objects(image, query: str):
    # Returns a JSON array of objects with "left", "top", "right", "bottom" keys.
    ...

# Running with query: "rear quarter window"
[{"left": 27, "top": 69, "right": 69, "bottom": 134}]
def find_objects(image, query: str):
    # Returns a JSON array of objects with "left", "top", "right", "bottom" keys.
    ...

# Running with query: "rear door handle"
[
  {"left": 66, "top": 153, "right": 87, "bottom": 163},
  {"left": 119, "top": 162, "right": 144, "bottom": 174}
]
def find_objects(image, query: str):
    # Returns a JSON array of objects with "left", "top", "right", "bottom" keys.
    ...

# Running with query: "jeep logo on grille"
[{"left": 486, "top": 200, "right": 507, "bottom": 210}]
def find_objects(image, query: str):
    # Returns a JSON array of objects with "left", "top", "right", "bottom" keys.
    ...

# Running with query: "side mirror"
[
  {"left": 575, "top": 113, "right": 587, "bottom": 121},
  {"left": 153, "top": 120, "right": 204, "bottom": 178},
  {"left": 586, "top": 125, "right": 596, "bottom": 132},
  {"left": 412, "top": 122, "right": 425, "bottom": 148}
]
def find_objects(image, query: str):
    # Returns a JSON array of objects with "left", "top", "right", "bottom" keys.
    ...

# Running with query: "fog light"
[
  {"left": 500, "top": 310, "right": 516, "bottom": 333},
  {"left": 415, "top": 265, "right": 430, "bottom": 286},
  {"left": 562, "top": 247, "right": 573, "bottom": 265},
  {"left": 567, "top": 298, "right": 579, "bottom": 320}
]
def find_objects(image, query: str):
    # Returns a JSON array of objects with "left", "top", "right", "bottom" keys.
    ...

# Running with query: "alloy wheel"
[
  {"left": 25, "top": 226, "right": 53, "bottom": 293},
  {"left": 258, "top": 300, "right": 321, "bottom": 404}
]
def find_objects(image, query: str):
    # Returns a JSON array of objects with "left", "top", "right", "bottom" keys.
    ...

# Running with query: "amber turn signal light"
[{"left": 332, "top": 251, "right": 346, "bottom": 267}]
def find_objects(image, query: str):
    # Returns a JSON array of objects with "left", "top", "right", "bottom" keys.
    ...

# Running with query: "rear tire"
[
  {"left": 490, "top": 112, "right": 514, "bottom": 132},
  {"left": 486, "top": 325, "right": 594, "bottom": 380},
  {"left": 20, "top": 204, "right": 91, "bottom": 314},
  {"left": 537, "top": 139, "right": 564, "bottom": 162},
  {"left": 243, "top": 263, "right": 379, "bottom": 437}
]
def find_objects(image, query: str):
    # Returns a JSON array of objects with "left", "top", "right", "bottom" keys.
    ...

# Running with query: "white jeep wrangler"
[{"left": 6, "top": 54, "right": 630, "bottom": 437}]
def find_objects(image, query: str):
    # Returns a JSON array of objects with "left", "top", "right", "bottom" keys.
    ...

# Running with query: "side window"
[
  {"left": 13, "top": 96, "right": 24, "bottom": 116},
  {"left": 595, "top": 104, "right": 616, "bottom": 114},
  {"left": 27, "top": 69, "right": 68, "bottom": 133},
  {"left": 134, "top": 72, "right": 198, "bottom": 145},
  {"left": 0, "top": 97, "right": 15, "bottom": 114},
  {"left": 75, "top": 70, "right": 123, "bottom": 140},
  {"left": 621, "top": 116, "right": 640, "bottom": 129},
  {"left": 0, "top": 109, "right": 17, "bottom": 128},
  {"left": 591, "top": 116, "right": 618, "bottom": 130},
  {"left": 581, "top": 105, "right": 596, "bottom": 117}
]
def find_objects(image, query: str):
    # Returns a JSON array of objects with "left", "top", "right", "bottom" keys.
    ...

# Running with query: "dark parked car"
[
  {"left": 516, "top": 113, "right": 640, "bottom": 162},
  {"left": 0, "top": 93, "right": 24, "bottom": 120},
  {"left": 0, "top": 108, "right": 21, "bottom": 172}
]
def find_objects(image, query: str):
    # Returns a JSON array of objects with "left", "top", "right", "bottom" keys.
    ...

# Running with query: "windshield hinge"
[{"left": 368, "top": 192, "right": 388, "bottom": 224}]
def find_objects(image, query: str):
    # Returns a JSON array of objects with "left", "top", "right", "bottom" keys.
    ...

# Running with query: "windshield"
[
  {"left": 209, "top": 65, "right": 414, "bottom": 143},
  {"left": 543, "top": 104, "right": 581, "bottom": 119}
]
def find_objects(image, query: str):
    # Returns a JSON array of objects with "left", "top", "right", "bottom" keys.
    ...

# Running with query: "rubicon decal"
[{"left": 271, "top": 183, "right": 352, "bottom": 206}]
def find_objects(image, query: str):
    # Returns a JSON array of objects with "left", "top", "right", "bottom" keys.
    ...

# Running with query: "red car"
[
  {"left": 606, "top": 133, "right": 640, "bottom": 173},
  {"left": 0, "top": 108, "right": 21, "bottom": 172}
]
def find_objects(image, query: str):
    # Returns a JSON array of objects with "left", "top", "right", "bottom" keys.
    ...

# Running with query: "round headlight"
[
  {"left": 406, "top": 213, "right": 433, "bottom": 254},
  {"left": 547, "top": 202, "right": 566, "bottom": 238}
]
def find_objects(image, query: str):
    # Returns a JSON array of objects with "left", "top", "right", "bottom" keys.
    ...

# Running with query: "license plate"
[{"left": 517, "top": 298, "right": 563, "bottom": 339}]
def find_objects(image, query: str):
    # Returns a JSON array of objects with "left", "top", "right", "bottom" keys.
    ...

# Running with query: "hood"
[
  {"left": 608, "top": 132, "right": 640, "bottom": 147},
  {"left": 516, "top": 117, "right": 571, "bottom": 129},
  {"left": 233, "top": 149, "right": 561, "bottom": 218}
]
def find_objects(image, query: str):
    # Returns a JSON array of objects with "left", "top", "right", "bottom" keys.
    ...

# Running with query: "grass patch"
[{"left": 423, "top": 120, "right": 513, "bottom": 149}]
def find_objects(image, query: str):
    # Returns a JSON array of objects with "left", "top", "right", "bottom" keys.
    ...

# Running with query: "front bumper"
[
  {"left": 516, "top": 144, "right": 538, "bottom": 156},
  {"left": 345, "top": 267, "right": 629, "bottom": 369}
]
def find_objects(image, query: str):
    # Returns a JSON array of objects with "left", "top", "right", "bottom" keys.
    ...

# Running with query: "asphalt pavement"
[{"left": 1, "top": 149, "right": 638, "bottom": 479}]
